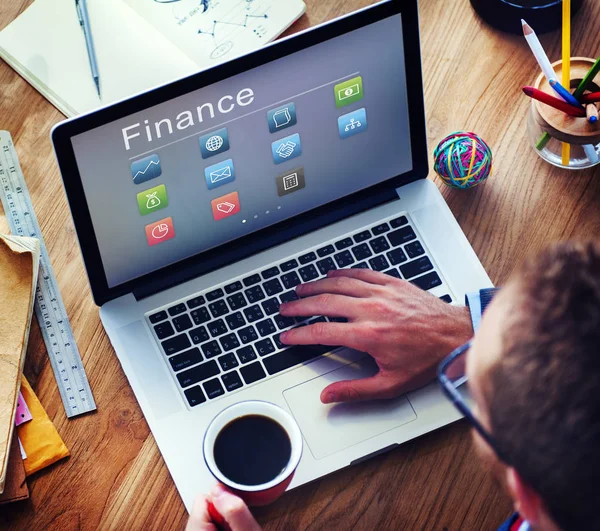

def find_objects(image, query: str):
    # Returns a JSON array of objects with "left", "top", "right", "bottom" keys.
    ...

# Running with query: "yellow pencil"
[{"left": 562, "top": 0, "right": 571, "bottom": 166}]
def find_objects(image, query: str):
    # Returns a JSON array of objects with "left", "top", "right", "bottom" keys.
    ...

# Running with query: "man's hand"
[
  {"left": 186, "top": 484, "right": 261, "bottom": 531},
  {"left": 279, "top": 269, "right": 473, "bottom": 404}
]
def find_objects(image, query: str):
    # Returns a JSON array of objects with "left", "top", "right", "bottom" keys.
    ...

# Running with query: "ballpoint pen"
[{"left": 75, "top": 0, "right": 101, "bottom": 98}]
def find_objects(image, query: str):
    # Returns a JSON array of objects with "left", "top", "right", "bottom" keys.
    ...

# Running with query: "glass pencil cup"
[{"left": 527, "top": 57, "right": 600, "bottom": 170}]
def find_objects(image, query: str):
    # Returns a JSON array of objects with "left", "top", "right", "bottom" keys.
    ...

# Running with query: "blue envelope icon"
[{"left": 204, "top": 159, "right": 235, "bottom": 190}]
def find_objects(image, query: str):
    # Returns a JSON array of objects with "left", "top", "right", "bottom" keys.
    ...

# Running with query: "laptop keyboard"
[{"left": 147, "top": 214, "right": 453, "bottom": 409}]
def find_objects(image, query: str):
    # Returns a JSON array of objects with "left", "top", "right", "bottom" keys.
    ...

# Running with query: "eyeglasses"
[{"left": 437, "top": 341, "right": 509, "bottom": 464}]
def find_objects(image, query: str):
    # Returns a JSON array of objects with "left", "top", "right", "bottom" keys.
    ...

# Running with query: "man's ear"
[{"left": 505, "top": 467, "right": 542, "bottom": 525}]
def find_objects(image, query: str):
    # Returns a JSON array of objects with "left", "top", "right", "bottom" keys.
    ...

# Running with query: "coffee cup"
[{"left": 203, "top": 400, "right": 303, "bottom": 507}]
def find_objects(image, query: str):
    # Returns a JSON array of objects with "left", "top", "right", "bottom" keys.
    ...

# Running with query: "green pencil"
[{"left": 573, "top": 57, "right": 600, "bottom": 100}]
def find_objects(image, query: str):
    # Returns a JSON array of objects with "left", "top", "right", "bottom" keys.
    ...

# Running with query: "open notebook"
[{"left": 0, "top": 0, "right": 305, "bottom": 117}]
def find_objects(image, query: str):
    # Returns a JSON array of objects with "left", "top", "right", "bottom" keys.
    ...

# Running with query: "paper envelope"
[{"left": 210, "top": 165, "right": 232, "bottom": 183}]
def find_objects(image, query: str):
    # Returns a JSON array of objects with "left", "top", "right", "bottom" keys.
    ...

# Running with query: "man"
[{"left": 187, "top": 241, "right": 600, "bottom": 531}]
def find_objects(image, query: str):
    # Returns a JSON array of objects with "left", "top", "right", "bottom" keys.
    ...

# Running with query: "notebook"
[
  {"left": 0, "top": 0, "right": 305, "bottom": 117},
  {"left": 0, "top": 235, "right": 40, "bottom": 494}
]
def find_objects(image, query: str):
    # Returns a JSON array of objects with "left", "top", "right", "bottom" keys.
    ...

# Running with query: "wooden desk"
[{"left": 1, "top": 0, "right": 599, "bottom": 529}]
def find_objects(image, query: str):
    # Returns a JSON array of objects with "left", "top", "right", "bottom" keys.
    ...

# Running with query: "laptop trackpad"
[{"left": 283, "top": 356, "right": 417, "bottom": 460}]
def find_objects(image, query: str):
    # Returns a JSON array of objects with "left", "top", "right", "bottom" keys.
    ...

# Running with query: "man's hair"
[{"left": 488, "top": 241, "right": 600, "bottom": 531}]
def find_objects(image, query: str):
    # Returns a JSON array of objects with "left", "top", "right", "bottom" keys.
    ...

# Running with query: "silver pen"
[{"left": 75, "top": 0, "right": 101, "bottom": 98}]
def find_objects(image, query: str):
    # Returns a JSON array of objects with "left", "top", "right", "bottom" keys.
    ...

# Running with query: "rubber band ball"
[{"left": 433, "top": 132, "right": 493, "bottom": 189}]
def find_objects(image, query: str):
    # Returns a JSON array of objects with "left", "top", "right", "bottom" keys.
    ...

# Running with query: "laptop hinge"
[{"left": 133, "top": 186, "right": 398, "bottom": 301}]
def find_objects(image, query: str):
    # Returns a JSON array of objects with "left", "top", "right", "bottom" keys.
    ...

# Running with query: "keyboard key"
[
  {"left": 273, "top": 333, "right": 285, "bottom": 350},
  {"left": 298, "top": 252, "right": 316, "bottom": 265},
  {"left": 353, "top": 230, "right": 371, "bottom": 243},
  {"left": 154, "top": 321, "right": 174, "bottom": 340},
  {"left": 316, "top": 257, "right": 336, "bottom": 275},
  {"left": 245, "top": 285, "right": 266, "bottom": 303},
  {"left": 149, "top": 310, "right": 168, "bottom": 324},
  {"left": 238, "top": 326, "right": 258, "bottom": 344},
  {"left": 203, "top": 378, "right": 225, "bottom": 399},
  {"left": 351, "top": 243, "right": 373, "bottom": 261},
  {"left": 236, "top": 345, "right": 257, "bottom": 364},
  {"left": 335, "top": 237, "right": 354, "bottom": 250},
  {"left": 222, "top": 371, "right": 243, "bottom": 392},
  {"left": 372, "top": 222, "right": 390, "bottom": 235},
  {"left": 299, "top": 264, "right": 319, "bottom": 282},
  {"left": 189, "top": 326, "right": 210, "bottom": 344},
  {"left": 400, "top": 257, "right": 433, "bottom": 279},
  {"left": 243, "top": 274, "right": 261, "bottom": 287},
  {"left": 225, "top": 312, "right": 246, "bottom": 330},
  {"left": 209, "top": 299, "right": 229, "bottom": 318},
  {"left": 334, "top": 250, "right": 355, "bottom": 268},
  {"left": 317, "top": 244, "right": 335, "bottom": 257},
  {"left": 162, "top": 334, "right": 191, "bottom": 356},
  {"left": 369, "top": 255, "right": 390, "bottom": 272},
  {"left": 218, "top": 352, "right": 239, "bottom": 371},
  {"left": 256, "top": 318, "right": 277, "bottom": 337},
  {"left": 227, "top": 292, "right": 247, "bottom": 311},
  {"left": 256, "top": 338, "right": 276, "bottom": 356},
  {"left": 387, "top": 247, "right": 408, "bottom": 265},
  {"left": 240, "top": 362, "right": 266, "bottom": 384},
  {"left": 384, "top": 268, "right": 402, "bottom": 279},
  {"left": 281, "top": 271, "right": 301, "bottom": 289},
  {"left": 191, "top": 307, "right": 211, "bottom": 325},
  {"left": 308, "top": 316, "right": 327, "bottom": 325},
  {"left": 390, "top": 215, "right": 408, "bottom": 228},
  {"left": 388, "top": 226, "right": 417, "bottom": 247},
  {"left": 263, "top": 344, "right": 333, "bottom": 375},
  {"left": 370, "top": 236, "right": 390, "bottom": 254},
  {"left": 405, "top": 240, "right": 425, "bottom": 259},
  {"left": 243, "top": 305, "right": 264, "bottom": 322},
  {"left": 329, "top": 317, "right": 348, "bottom": 323},
  {"left": 411, "top": 271, "right": 442, "bottom": 291},
  {"left": 274, "top": 314, "right": 295, "bottom": 330},
  {"left": 261, "top": 266, "right": 280, "bottom": 279},
  {"left": 440, "top": 294, "right": 453, "bottom": 303},
  {"left": 173, "top": 314, "right": 193, "bottom": 333},
  {"left": 224, "top": 281, "right": 243, "bottom": 294},
  {"left": 208, "top": 319, "right": 228, "bottom": 338},
  {"left": 262, "top": 298, "right": 280, "bottom": 316},
  {"left": 184, "top": 386, "right": 206, "bottom": 407},
  {"left": 219, "top": 333, "right": 240, "bottom": 352},
  {"left": 280, "top": 259, "right": 298, "bottom": 272},
  {"left": 177, "top": 359, "right": 220, "bottom": 388},
  {"left": 169, "top": 347, "right": 203, "bottom": 372},
  {"left": 280, "top": 290, "right": 299, "bottom": 303},
  {"left": 351, "top": 262, "right": 369, "bottom": 269},
  {"left": 206, "top": 288, "right": 224, "bottom": 302},
  {"left": 201, "top": 340, "right": 222, "bottom": 358},
  {"left": 186, "top": 296, "right": 205, "bottom": 309},
  {"left": 168, "top": 303, "right": 186, "bottom": 317}
]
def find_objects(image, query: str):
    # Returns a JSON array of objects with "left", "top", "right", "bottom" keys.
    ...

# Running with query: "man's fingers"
[
  {"left": 210, "top": 485, "right": 261, "bottom": 531},
  {"left": 327, "top": 268, "right": 393, "bottom": 285},
  {"left": 320, "top": 373, "right": 408, "bottom": 404},
  {"left": 186, "top": 495, "right": 216, "bottom": 531},
  {"left": 295, "top": 276, "right": 382, "bottom": 299},
  {"left": 280, "top": 293, "right": 361, "bottom": 319},
  {"left": 281, "top": 321, "right": 363, "bottom": 350}
]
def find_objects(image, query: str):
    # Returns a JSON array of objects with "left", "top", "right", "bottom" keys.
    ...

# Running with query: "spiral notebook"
[{"left": 0, "top": 0, "right": 305, "bottom": 117}]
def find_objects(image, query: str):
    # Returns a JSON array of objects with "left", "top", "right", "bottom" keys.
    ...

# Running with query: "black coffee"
[{"left": 213, "top": 414, "right": 292, "bottom": 486}]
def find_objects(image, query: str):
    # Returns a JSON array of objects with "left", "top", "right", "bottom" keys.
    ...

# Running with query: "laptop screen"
[{"left": 71, "top": 12, "right": 412, "bottom": 288}]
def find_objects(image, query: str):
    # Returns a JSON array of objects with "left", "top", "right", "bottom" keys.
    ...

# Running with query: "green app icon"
[
  {"left": 334, "top": 76, "right": 364, "bottom": 108},
  {"left": 137, "top": 184, "right": 168, "bottom": 216}
]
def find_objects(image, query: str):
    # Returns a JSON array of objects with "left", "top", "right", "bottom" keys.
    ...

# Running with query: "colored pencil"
[
  {"left": 521, "top": 20, "right": 557, "bottom": 83},
  {"left": 580, "top": 92, "right": 600, "bottom": 104},
  {"left": 586, "top": 104, "right": 599, "bottom": 123},
  {"left": 522, "top": 86, "right": 586, "bottom": 117},
  {"left": 573, "top": 57, "right": 600, "bottom": 100},
  {"left": 583, "top": 144, "right": 599, "bottom": 163},
  {"left": 549, "top": 79, "right": 582, "bottom": 107},
  {"left": 561, "top": 0, "right": 571, "bottom": 165}
]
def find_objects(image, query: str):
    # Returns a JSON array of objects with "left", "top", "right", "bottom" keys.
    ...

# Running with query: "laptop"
[{"left": 52, "top": 0, "right": 492, "bottom": 511}]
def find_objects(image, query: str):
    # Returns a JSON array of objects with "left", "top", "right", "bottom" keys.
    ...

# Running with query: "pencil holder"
[{"left": 527, "top": 58, "right": 600, "bottom": 169}]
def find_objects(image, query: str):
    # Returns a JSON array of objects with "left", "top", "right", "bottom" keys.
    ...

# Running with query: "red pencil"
[
  {"left": 522, "top": 86, "right": 586, "bottom": 117},
  {"left": 580, "top": 92, "right": 600, "bottom": 104}
]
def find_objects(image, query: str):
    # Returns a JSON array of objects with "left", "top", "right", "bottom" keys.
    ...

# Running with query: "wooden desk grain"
[{"left": 1, "top": 1, "right": 599, "bottom": 529}]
